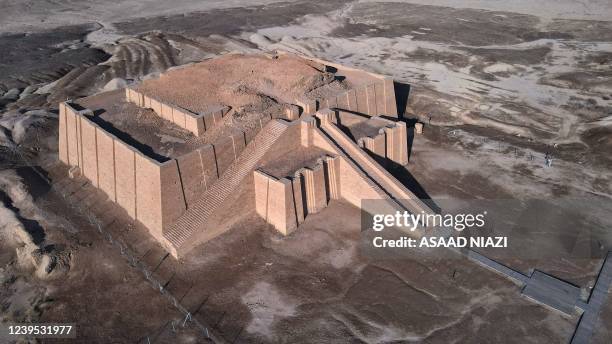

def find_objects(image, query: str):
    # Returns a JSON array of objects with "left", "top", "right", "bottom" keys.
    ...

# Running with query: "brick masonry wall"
[
  {"left": 313, "top": 113, "right": 431, "bottom": 215},
  {"left": 253, "top": 155, "right": 341, "bottom": 235},
  {"left": 125, "top": 88, "right": 231, "bottom": 136},
  {"left": 316, "top": 78, "right": 397, "bottom": 117},
  {"left": 59, "top": 101, "right": 270, "bottom": 237},
  {"left": 59, "top": 102, "right": 187, "bottom": 236},
  {"left": 358, "top": 122, "right": 408, "bottom": 166},
  {"left": 279, "top": 51, "right": 398, "bottom": 118}
]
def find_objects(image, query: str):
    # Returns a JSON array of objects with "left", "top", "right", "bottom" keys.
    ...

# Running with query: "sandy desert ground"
[{"left": 1, "top": 0, "right": 611, "bottom": 343}]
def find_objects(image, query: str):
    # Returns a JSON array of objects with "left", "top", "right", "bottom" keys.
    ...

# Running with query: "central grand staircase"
[{"left": 164, "top": 119, "right": 289, "bottom": 255}]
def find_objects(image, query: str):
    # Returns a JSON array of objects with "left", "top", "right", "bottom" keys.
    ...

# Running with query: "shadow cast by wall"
[
  {"left": 16, "top": 166, "right": 51, "bottom": 199},
  {"left": 379, "top": 115, "right": 418, "bottom": 161},
  {"left": 0, "top": 189, "right": 46, "bottom": 245},
  {"left": 70, "top": 103, "right": 170, "bottom": 163},
  {"left": 89, "top": 113, "right": 169, "bottom": 163},
  {"left": 394, "top": 81, "right": 411, "bottom": 119},
  {"left": 386, "top": 160, "right": 441, "bottom": 213},
  {"left": 405, "top": 121, "right": 418, "bottom": 161},
  {"left": 329, "top": 109, "right": 370, "bottom": 141}
]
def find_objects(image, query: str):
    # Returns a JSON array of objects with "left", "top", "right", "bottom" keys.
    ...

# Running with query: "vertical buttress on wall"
[{"left": 253, "top": 156, "right": 341, "bottom": 235}]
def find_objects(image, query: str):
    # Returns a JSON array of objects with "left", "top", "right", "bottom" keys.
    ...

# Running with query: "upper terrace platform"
[
  {"left": 135, "top": 52, "right": 382, "bottom": 116},
  {"left": 258, "top": 146, "right": 330, "bottom": 179},
  {"left": 73, "top": 52, "right": 397, "bottom": 164}
]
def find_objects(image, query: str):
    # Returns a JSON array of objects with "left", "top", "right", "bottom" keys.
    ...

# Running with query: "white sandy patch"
[
  {"left": 102, "top": 78, "right": 128, "bottom": 92},
  {"left": 242, "top": 281, "right": 297, "bottom": 339},
  {"left": 324, "top": 245, "right": 356, "bottom": 269},
  {"left": 483, "top": 62, "right": 516, "bottom": 74},
  {"left": 156, "top": 134, "right": 186, "bottom": 144},
  {"left": 0, "top": 110, "right": 56, "bottom": 144},
  {"left": 85, "top": 23, "right": 126, "bottom": 46}
]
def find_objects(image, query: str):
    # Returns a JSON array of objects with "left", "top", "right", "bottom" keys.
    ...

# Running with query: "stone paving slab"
[{"left": 522, "top": 270, "right": 581, "bottom": 315}]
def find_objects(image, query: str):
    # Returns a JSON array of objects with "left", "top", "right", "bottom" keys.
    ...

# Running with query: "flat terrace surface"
[
  {"left": 135, "top": 53, "right": 361, "bottom": 114},
  {"left": 258, "top": 146, "right": 331, "bottom": 178},
  {"left": 76, "top": 89, "right": 262, "bottom": 161},
  {"left": 77, "top": 90, "right": 206, "bottom": 161},
  {"left": 344, "top": 116, "right": 392, "bottom": 141}
]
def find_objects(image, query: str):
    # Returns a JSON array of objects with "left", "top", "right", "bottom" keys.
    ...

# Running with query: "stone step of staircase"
[{"left": 164, "top": 120, "right": 288, "bottom": 249}]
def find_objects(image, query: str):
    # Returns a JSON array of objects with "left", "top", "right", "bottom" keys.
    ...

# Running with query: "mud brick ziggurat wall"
[{"left": 58, "top": 52, "right": 431, "bottom": 258}]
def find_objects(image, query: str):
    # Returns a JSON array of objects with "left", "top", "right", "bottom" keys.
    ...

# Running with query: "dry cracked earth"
[{"left": 1, "top": 0, "right": 611, "bottom": 343}]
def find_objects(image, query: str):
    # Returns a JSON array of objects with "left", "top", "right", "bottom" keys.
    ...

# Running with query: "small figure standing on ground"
[{"left": 544, "top": 152, "right": 553, "bottom": 167}]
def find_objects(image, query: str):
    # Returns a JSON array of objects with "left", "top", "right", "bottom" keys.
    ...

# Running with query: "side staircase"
[
  {"left": 164, "top": 119, "right": 289, "bottom": 255},
  {"left": 318, "top": 119, "right": 431, "bottom": 215}
]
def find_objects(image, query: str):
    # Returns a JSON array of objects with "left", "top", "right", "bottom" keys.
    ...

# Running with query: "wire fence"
[{"left": 62, "top": 183, "right": 224, "bottom": 343}]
